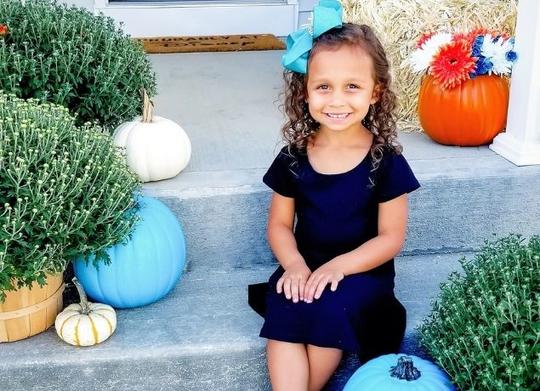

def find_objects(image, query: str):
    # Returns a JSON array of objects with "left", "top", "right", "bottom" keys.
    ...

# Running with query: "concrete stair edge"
[{"left": 141, "top": 168, "right": 540, "bottom": 273}]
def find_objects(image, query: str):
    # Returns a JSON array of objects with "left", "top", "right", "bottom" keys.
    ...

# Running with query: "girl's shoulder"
[
  {"left": 263, "top": 145, "right": 302, "bottom": 198},
  {"left": 376, "top": 145, "right": 408, "bottom": 169},
  {"left": 274, "top": 145, "right": 304, "bottom": 170},
  {"left": 276, "top": 144, "right": 302, "bottom": 160},
  {"left": 374, "top": 145, "right": 420, "bottom": 202}
]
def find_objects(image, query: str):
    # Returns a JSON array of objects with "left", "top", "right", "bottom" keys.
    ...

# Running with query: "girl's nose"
[
  {"left": 329, "top": 99, "right": 346, "bottom": 108},
  {"left": 329, "top": 91, "right": 346, "bottom": 107}
]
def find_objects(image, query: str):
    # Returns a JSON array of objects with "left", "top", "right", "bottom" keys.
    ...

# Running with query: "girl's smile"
[
  {"left": 324, "top": 112, "right": 351, "bottom": 119},
  {"left": 323, "top": 112, "right": 354, "bottom": 127},
  {"left": 306, "top": 45, "right": 379, "bottom": 135}
]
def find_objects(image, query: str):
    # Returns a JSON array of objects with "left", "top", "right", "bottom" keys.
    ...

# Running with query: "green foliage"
[
  {"left": 418, "top": 235, "right": 540, "bottom": 391},
  {"left": 0, "top": 0, "right": 156, "bottom": 132},
  {"left": 0, "top": 93, "right": 141, "bottom": 302}
]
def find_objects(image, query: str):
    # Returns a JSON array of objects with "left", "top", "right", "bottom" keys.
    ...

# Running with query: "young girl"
[{"left": 249, "top": 2, "right": 420, "bottom": 390}]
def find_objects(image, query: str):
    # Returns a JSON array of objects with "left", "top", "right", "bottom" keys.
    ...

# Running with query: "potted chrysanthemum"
[
  {"left": 0, "top": 0, "right": 156, "bottom": 131},
  {"left": 418, "top": 234, "right": 539, "bottom": 389},
  {"left": 0, "top": 93, "right": 140, "bottom": 342},
  {"left": 409, "top": 28, "right": 517, "bottom": 146}
]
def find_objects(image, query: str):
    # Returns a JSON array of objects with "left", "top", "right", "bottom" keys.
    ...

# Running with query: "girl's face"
[{"left": 306, "top": 45, "right": 379, "bottom": 135}]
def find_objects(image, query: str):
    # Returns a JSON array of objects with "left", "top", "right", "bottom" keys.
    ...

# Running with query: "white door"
[{"left": 94, "top": 0, "right": 299, "bottom": 38}]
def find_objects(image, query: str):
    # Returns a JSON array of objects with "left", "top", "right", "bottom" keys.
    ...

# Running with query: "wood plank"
[{"left": 136, "top": 34, "right": 285, "bottom": 53}]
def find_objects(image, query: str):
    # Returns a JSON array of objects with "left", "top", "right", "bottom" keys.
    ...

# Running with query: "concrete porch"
[{"left": 2, "top": 50, "right": 540, "bottom": 391}]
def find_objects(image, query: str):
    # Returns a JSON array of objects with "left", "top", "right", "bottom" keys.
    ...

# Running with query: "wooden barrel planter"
[{"left": 0, "top": 273, "right": 65, "bottom": 342}]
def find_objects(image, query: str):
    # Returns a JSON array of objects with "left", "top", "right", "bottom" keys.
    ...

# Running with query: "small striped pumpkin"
[{"left": 55, "top": 278, "right": 117, "bottom": 347}]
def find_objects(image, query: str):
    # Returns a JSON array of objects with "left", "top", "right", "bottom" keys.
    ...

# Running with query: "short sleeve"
[
  {"left": 376, "top": 152, "right": 420, "bottom": 203},
  {"left": 263, "top": 147, "right": 297, "bottom": 198}
]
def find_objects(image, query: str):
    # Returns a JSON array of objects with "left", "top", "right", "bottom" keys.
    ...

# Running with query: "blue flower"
[
  {"left": 473, "top": 56, "right": 493, "bottom": 76},
  {"left": 506, "top": 50, "right": 517, "bottom": 62},
  {"left": 472, "top": 36, "right": 484, "bottom": 58}
]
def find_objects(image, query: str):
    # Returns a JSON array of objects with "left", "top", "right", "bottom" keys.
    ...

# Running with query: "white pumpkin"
[
  {"left": 113, "top": 90, "right": 192, "bottom": 182},
  {"left": 55, "top": 278, "right": 117, "bottom": 347}
]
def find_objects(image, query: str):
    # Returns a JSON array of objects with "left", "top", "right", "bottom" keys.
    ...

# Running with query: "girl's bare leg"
[
  {"left": 306, "top": 344, "right": 343, "bottom": 391},
  {"left": 267, "top": 340, "right": 309, "bottom": 391}
]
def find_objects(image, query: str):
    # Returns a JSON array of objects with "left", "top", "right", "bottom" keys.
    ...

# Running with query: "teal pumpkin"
[
  {"left": 343, "top": 354, "right": 456, "bottom": 390},
  {"left": 73, "top": 196, "right": 186, "bottom": 308}
]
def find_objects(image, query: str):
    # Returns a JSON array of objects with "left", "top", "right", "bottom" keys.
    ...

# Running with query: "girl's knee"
[{"left": 306, "top": 344, "right": 343, "bottom": 391}]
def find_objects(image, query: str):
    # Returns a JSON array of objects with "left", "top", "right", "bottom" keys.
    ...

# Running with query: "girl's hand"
[
  {"left": 276, "top": 261, "right": 311, "bottom": 303},
  {"left": 303, "top": 261, "right": 344, "bottom": 303}
]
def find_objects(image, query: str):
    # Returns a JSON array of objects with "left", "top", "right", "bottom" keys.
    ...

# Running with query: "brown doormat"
[{"left": 136, "top": 34, "right": 285, "bottom": 54}]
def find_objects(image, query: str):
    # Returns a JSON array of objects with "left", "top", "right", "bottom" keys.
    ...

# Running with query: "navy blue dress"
[{"left": 254, "top": 145, "right": 420, "bottom": 363}]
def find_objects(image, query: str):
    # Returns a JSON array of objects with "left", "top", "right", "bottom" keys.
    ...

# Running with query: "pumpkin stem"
[
  {"left": 141, "top": 88, "right": 153, "bottom": 123},
  {"left": 72, "top": 277, "right": 90, "bottom": 315},
  {"left": 389, "top": 356, "right": 421, "bottom": 381}
]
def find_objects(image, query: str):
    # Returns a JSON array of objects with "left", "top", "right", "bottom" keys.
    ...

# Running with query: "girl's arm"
[
  {"left": 267, "top": 192, "right": 311, "bottom": 303},
  {"left": 303, "top": 194, "right": 408, "bottom": 302}
]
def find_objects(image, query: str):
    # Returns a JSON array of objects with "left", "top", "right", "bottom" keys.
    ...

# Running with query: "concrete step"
[
  {"left": 1, "top": 252, "right": 465, "bottom": 391},
  {"left": 141, "top": 137, "right": 540, "bottom": 273}
]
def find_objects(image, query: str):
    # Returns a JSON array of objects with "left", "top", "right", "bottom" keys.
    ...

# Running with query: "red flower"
[
  {"left": 452, "top": 32, "right": 471, "bottom": 50},
  {"left": 0, "top": 24, "right": 8, "bottom": 37},
  {"left": 429, "top": 40, "right": 476, "bottom": 89},
  {"left": 416, "top": 31, "right": 435, "bottom": 48}
]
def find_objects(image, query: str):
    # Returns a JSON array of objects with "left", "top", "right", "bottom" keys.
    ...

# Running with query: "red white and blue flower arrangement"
[{"left": 409, "top": 28, "right": 517, "bottom": 90}]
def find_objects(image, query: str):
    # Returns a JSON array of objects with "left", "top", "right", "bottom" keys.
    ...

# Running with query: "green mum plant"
[
  {"left": 418, "top": 234, "right": 540, "bottom": 390},
  {"left": 0, "top": 0, "right": 156, "bottom": 131},
  {"left": 0, "top": 93, "right": 141, "bottom": 303}
]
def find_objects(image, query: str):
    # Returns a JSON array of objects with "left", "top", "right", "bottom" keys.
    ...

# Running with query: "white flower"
[
  {"left": 410, "top": 32, "right": 453, "bottom": 73},
  {"left": 481, "top": 34, "right": 513, "bottom": 75}
]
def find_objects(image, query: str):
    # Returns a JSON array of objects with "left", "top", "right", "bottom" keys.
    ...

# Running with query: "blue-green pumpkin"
[
  {"left": 343, "top": 354, "right": 456, "bottom": 391},
  {"left": 73, "top": 196, "right": 186, "bottom": 308}
]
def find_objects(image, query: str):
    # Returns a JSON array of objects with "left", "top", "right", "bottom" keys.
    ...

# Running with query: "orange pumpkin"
[{"left": 417, "top": 75, "right": 509, "bottom": 146}]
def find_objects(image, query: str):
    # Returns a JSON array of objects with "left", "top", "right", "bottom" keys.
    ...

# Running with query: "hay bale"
[{"left": 342, "top": 0, "right": 518, "bottom": 131}]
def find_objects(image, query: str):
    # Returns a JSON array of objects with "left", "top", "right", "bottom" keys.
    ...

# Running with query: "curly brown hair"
[{"left": 281, "top": 23, "right": 402, "bottom": 170}]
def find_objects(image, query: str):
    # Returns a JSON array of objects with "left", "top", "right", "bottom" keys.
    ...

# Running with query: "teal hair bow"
[{"left": 281, "top": 0, "right": 343, "bottom": 74}]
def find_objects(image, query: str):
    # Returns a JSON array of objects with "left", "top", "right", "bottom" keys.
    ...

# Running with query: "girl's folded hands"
[
  {"left": 276, "top": 259, "right": 346, "bottom": 303},
  {"left": 276, "top": 260, "right": 311, "bottom": 303},
  {"left": 303, "top": 260, "right": 345, "bottom": 303}
]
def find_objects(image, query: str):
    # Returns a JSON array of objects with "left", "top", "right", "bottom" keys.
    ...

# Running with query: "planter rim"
[{"left": 0, "top": 282, "right": 65, "bottom": 321}]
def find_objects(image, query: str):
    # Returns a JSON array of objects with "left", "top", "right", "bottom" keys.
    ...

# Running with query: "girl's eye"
[
  {"left": 348, "top": 84, "right": 360, "bottom": 89},
  {"left": 317, "top": 85, "right": 329, "bottom": 90}
]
